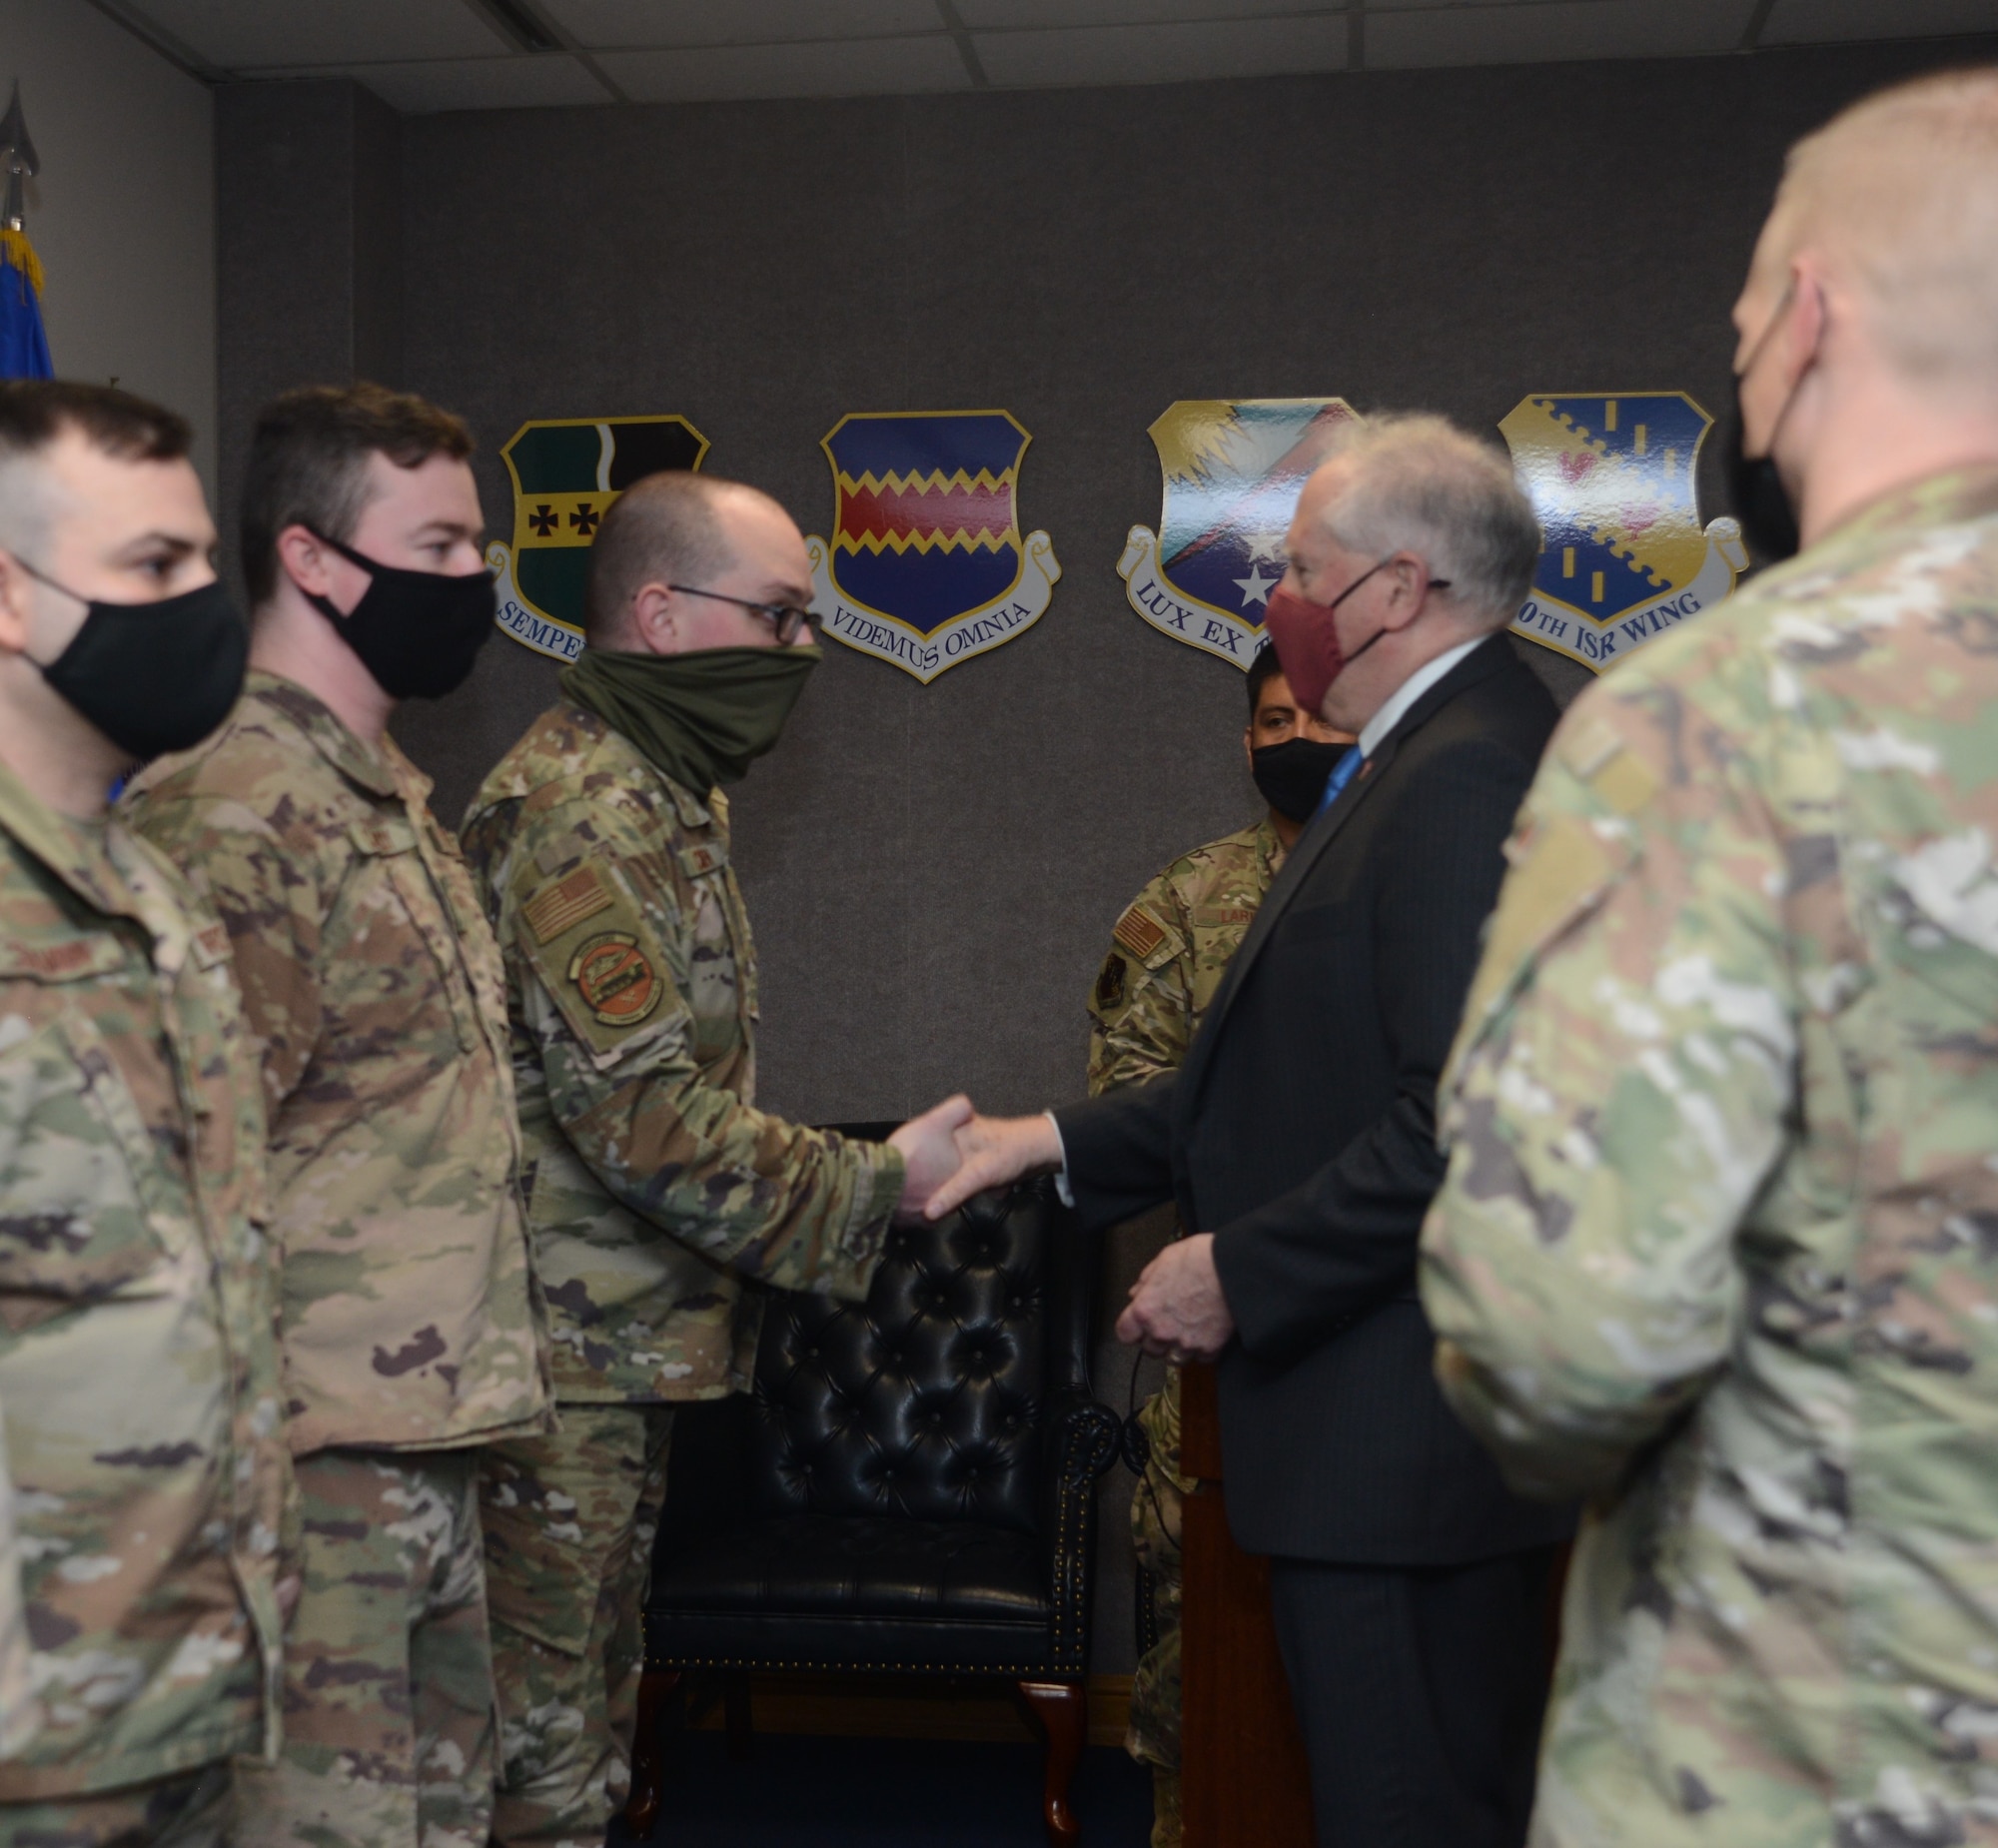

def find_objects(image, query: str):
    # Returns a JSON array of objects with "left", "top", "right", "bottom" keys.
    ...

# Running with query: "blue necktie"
[{"left": 1311, "top": 748, "right": 1364, "bottom": 821}]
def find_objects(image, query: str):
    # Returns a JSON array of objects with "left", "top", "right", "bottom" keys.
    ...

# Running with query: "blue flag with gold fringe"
[
  {"left": 0, "top": 227, "right": 51, "bottom": 379},
  {"left": 1, "top": 83, "right": 49, "bottom": 379}
]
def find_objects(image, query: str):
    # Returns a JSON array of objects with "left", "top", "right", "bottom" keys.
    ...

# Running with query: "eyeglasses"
[{"left": 666, "top": 583, "right": 820, "bottom": 646}]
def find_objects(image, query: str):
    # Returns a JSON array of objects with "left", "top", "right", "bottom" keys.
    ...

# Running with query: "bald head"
[
  {"left": 583, "top": 472, "right": 797, "bottom": 647},
  {"left": 1765, "top": 67, "right": 1998, "bottom": 398}
]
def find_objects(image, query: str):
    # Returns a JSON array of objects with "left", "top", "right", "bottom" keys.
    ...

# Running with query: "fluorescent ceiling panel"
[
  {"left": 1763, "top": 0, "right": 1998, "bottom": 41},
  {"left": 543, "top": 0, "right": 942, "bottom": 48},
  {"left": 1368, "top": 0, "right": 1756, "bottom": 67},
  {"left": 958, "top": 0, "right": 1346, "bottom": 25},
  {"left": 975, "top": 13, "right": 1348, "bottom": 84},
  {"left": 597, "top": 33, "right": 972, "bottom": 99},
  {"left": 127, "top": 0, "right": 508, "bottom": 66}
]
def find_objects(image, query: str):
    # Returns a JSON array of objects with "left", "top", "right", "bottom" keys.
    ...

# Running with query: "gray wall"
[
  {"left": 0, "top": 0, "right": 216, "bottom": 494},
  {"left": 215, "top": 33, "right": 1998, "bottom": 1678}
]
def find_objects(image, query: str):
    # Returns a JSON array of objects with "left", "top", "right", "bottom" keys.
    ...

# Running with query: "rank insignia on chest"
[
  {"left": 566, "top": 930, "right": 663, "bottom": 1028},
  {"left": 488, "top": 416, "right": 710, "bottom": 663},
  {"left": 1120, "top": 398, "right": 1362, "bottom": 668},
  {"left": 1500, "top": 393, "right": 1748, "bottom": 671},
  {"left": 805, "top": 411, "right": 1061, "bottom": 683}
]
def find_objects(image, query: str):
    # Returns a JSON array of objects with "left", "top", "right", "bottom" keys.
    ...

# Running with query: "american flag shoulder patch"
[
  {"left": 524, "top": 866, "right": 616, "bottom": 944},
  {"left": 1112, "top": 904, "right": 1168, "bottom": 962}
]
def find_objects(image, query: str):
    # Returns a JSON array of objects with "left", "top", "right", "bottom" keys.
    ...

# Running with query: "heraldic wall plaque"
[
  {"left": 805, "top": 411, "right": 1061, "bottom": 683},
  {"left": 490, "top": 415, "right": 709, "bottom": 661},
  {"left": 1120, "top": 398, "right": 1362, "bottom": 670},
  {"left": 1499, "top": 392, "right": 1747, "bottom": 671}
]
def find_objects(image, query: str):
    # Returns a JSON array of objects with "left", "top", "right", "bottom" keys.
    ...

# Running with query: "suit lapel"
[{"left": 1176, "top": 637, "right": 1514, "bottom": 1113}]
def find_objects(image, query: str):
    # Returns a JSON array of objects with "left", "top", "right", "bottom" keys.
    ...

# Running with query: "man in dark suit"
[{"left": 924, "top": 414, "right": 1573, "bottom": 1847}]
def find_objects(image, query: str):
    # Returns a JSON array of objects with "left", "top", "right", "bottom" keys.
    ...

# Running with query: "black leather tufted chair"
[{"left": 625, "top": 1141, "right": 1119, "bottom": 1845}]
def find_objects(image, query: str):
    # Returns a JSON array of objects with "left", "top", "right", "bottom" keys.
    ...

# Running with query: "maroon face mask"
[{"left": 1261, "top": 557, "right": 1392, "bottom": 718}]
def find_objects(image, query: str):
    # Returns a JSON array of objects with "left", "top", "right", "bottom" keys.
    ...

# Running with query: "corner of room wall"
[{"left": 0, "top": 0, "right": 217, "bottom": 498}]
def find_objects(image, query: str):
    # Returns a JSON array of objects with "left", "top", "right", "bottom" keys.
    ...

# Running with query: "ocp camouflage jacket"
[
  {"left": 0, "top": 761, "right": 288, "bottom": 1796},
  {"left": 462, "top": 699, "right": 901, "bottom": 1404},
  {"left": 127, "top": 673, "right": 551, "bottom": 1456},
  {"left": 1422, "top": 466, "right": 1998, "bottom": 1846}
]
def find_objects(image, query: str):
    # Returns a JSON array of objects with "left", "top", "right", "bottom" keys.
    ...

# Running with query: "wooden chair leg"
[
  {"left": 623, "top": 1667, "right": 681, "bottom": 1839},
  {"left": 1017, "top": 1678, "right": 1086, "bottom": 1846},
  {"left": 724, "top": 1669, "right": 755, "bottom": 1763}
]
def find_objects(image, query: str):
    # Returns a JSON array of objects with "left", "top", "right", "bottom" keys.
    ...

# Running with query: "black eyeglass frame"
[{"left": 665, "top": 583, "right": 820, "bottom": 646}]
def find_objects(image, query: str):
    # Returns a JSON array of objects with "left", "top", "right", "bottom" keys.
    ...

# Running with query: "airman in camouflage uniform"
[
  {"left": 462, "top": 471, "right": 939, "bottom": 1848},
  {"left": 0, "top": 379, "right": 290, "bottom": 1846},
  {"left": 1088, "top": 819, "right": 1281, "bottom": 1847},
  {"left": 125, "top": 375, "right": 551, "bottom": 1848},
  {"left": 1088, "top": 650, "right": 1347, "bottom": 1848},
  {"left": 1420, "top": 69, "right": 1998, "bottom": 1848},
  {"left": 130, "top": 668, "right": 552, "bottom": 1847},
  {"left": 464, "top": 702, "right": 904, "bottom": 1845}
]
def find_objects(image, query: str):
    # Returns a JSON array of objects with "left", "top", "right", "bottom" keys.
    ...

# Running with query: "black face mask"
[
  {"left": 1252, "top": 736, "right": 1354, "bottom": 824},
  {"left": 1718, "top": 386, "right": 1801, "bottom": 566},
  {"left": 301, "top": 528, "right": 497, "bottom": 700},
  {"left": 20, "top": 560, "right": 248, "bottom": 762}
]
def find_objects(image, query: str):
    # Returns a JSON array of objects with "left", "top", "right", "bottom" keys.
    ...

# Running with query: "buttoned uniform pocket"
[
  {"left": 0, "top": 1012, "right": 183, "bottom": 1335},
  {"left": 346, "top": 816, "right": 485, "bottom": 1058}
]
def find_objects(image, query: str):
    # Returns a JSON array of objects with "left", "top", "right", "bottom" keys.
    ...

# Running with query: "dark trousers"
[{"left": 1268, "top": 1546, "right": 1559, "bottom": 1848}]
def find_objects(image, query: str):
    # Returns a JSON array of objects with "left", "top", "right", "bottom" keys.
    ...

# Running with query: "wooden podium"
[{"left": 1178, "top": 1361, "right": 1315, "bottom": 1847}]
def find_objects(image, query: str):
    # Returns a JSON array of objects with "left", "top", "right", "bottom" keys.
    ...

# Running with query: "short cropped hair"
[
  {"left": 583, "top": 472, "right": 777, "bottom": 646},
  {"left": 1310, "top": 414, "right": 1539, "bottom": 628},
  {"left": 240, "top": 383, "right": 473, "bottom": 605},
  {"left": 0, "top": 380, "right": 191, "bottom": 556},
  {"left": 1247, "top": 641, "right": 1286, "bottom": 717},
  {"left": 1775, "top": 67, "right": 1998, "bottom": 393}
]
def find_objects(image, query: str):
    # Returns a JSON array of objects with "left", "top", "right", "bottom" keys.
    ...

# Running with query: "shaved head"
[
  {"left": 1767, "top": 67, "right": 1998, "bottom": 395},
  {"left": 583, "top": 472, "right": 790, "bottom": 647}
]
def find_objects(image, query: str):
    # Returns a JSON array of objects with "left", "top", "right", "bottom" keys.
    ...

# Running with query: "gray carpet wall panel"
[{"left": 217, "top": 33, "right": 1998, "bottom": 1680}]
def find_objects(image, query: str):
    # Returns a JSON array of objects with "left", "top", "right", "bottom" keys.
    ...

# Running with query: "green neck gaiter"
[{"left": 560, "top": 644, "right": 822, "bottom": 794}]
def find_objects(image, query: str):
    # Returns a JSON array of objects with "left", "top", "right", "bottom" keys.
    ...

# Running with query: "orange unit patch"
[{"left": 567, "top": 931, "right": 662, "bottom": 1028}]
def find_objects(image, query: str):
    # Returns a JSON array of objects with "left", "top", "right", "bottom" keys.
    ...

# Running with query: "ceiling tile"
[
  {"left": 541, "top": 0, "right": 941, "bottom": 49},
  {"left": 1367, "top": 0, "right": 1756, "bottom": 68},
  {"left": 126, "top": 0, "right": 508, "bottom": 68},
  {"left": 975, "top": 14, "right": 1348, "bottom": 86},
  {"left": 595, "top": 34, "right": 972, "bottom": 100},
  {"left": 959, "top": 0, "right": 1345, "bottom": 25},
  {"left": 1763, "top": 0, "right": 1998, "bottom": 42}
]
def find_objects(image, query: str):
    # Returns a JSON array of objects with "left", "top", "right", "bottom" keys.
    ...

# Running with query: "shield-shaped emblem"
[
  {"left": 1500, "top": 393, "right": 1747, "bottom": 670},
  {"left": 489, "top": 416, "right": 709, "bottom": 660},
  {"left": 805, "top": 411, "right": 1060, "bottom": 682},
  {"left": 1119, "top": 399, "right": 1362, "bottom": 667}
]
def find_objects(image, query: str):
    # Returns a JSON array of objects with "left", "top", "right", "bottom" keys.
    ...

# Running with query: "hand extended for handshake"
[{"left": 884, "top": 1103, "right": 1236, "bottom": 1364}]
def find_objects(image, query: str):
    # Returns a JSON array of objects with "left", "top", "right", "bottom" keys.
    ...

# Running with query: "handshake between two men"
[{"left": 885, "top": 1097, "right": 1225, "bottom": 1363}]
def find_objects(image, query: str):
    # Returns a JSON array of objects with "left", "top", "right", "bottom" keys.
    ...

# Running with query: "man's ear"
[
  {"left": 1777, "top": 262, "right": 1829, "bottom": 397},
  {"left": 274, "top": 524, "right": 336, "bottom": 601},
  {"left": 628, "top": 581, "right": 675, "bottom": 652},
  {"left": 1387, "top": 553, "right": 1434, "bottom": 629},
  {"left": 0, "top": 550, "right": 37, "bottom": 656}
]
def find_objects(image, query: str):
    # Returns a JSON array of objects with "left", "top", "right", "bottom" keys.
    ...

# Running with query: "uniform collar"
[
  {"left": 1253, "top": 812, "right": 1287, "bottom": 879},
  {"left": 1818, "top": 462, "right": 1998, "bottom": 549},
  {"left": 243, "top": 669, "right": 406, "bottom": 802},
  {"left": 561, "top": 698, "right": 715, "bottom": 829},
  {"left": 0, "top": 753, "right": 142, "bottom": 924}
]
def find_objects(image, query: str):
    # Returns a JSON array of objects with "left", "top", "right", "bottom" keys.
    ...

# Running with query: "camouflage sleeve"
[
  {"left": 1419, "top": 682, "right": 1799, "bottom": 1501},
  {"left": 1085, "top": 881, "right": 1195, "bottom": 1098},
  {"left": 0, "top": 1413, "right": 39, "bottom": 1759},
  {"left": 505, "top": 817, "right": 901, "bottom": 1302},
  {"left": 124, "top": 799, "right": 326, "bottom": 1115}
]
